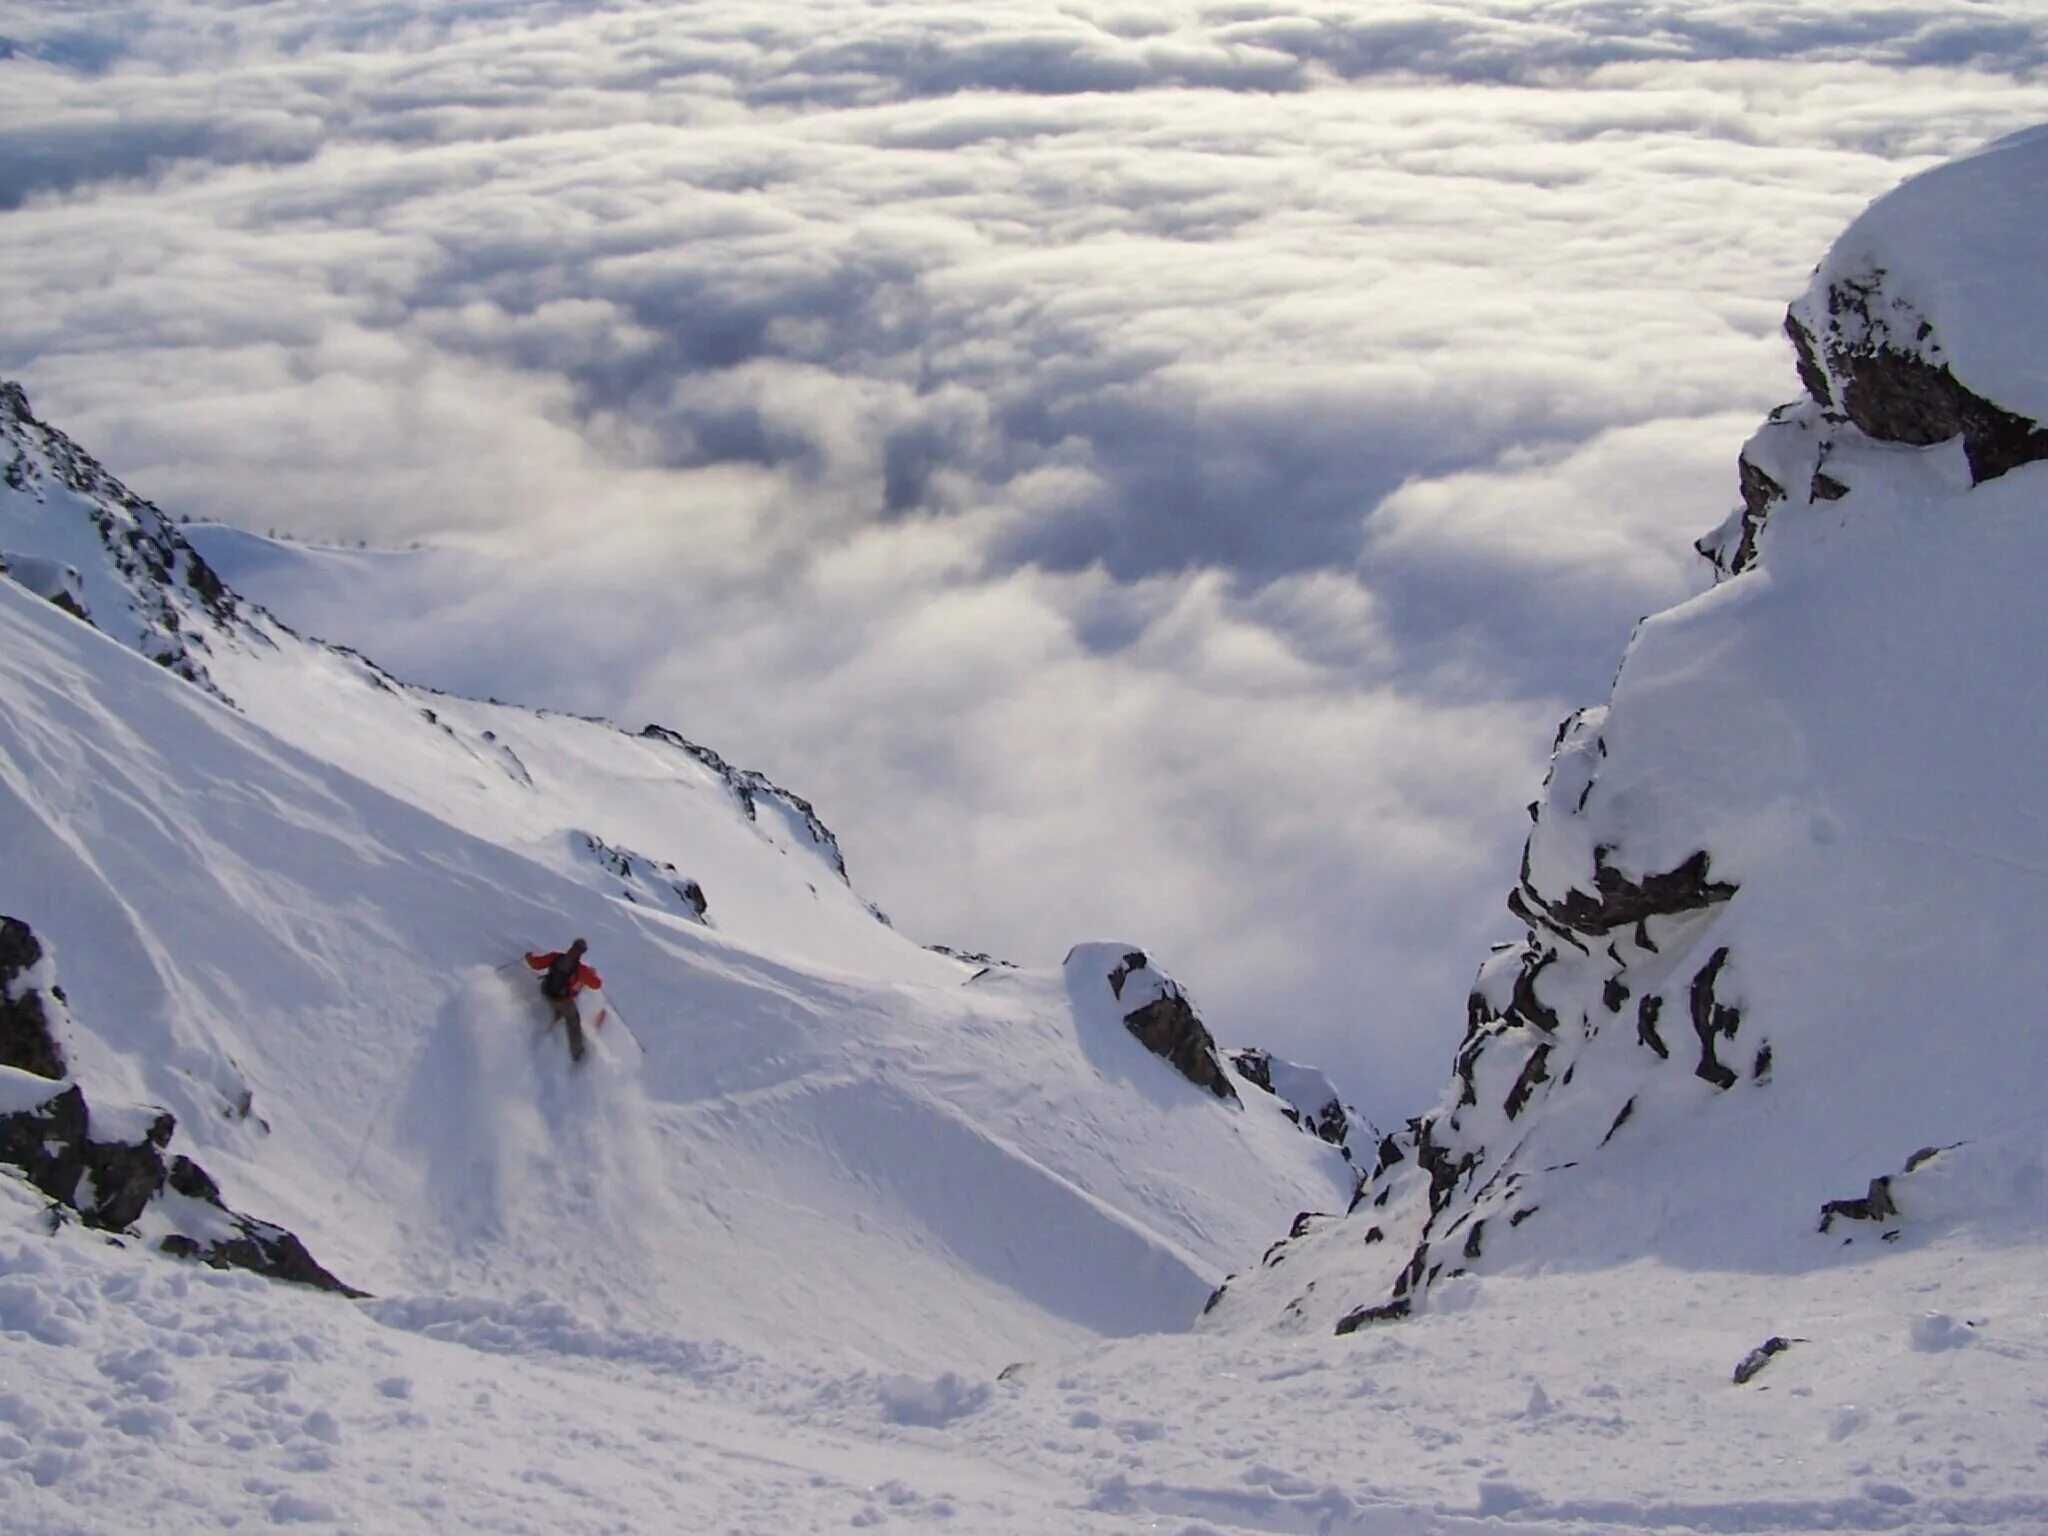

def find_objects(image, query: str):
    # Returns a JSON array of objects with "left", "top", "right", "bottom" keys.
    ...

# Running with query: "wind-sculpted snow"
[{"left": 1210, "top": 127, "right": 2048, "bottom": 1340}]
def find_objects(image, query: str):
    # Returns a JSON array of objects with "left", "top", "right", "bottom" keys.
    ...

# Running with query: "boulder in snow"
[{"left": 1066, "top": 944, "right": 1238, "bottom": 1102}]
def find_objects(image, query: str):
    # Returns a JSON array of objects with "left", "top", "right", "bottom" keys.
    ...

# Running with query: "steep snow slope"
[
  {"left": 0, "top": 390, "right": 1359, "bottom": 1374},
  {"left": 0, "top": 562, "right": 1353, "bottom": 1367},
  {"left": 2, "top": 382, "right": 918, "bottom": 978},
  {"left": 1210, "top": 126, "right": 2048, "bottom": 1338}
]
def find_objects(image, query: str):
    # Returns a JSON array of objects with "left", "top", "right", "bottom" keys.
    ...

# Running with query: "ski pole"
[{"left": 605, "top": 997, "right": 649, "bottom": 1055}]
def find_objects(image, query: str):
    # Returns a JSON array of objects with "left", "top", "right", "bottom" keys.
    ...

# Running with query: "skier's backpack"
[{"left": 540, "top": 952, "right": 579, "bottom": 1000}]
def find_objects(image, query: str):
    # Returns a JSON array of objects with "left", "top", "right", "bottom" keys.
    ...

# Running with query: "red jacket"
[{"left": 526, "top": 950, "right": 602, "bottom": 996}]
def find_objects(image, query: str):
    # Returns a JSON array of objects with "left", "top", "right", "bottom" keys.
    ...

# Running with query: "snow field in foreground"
[{"left": 8, "top": 1172, "right": 2048, "bottom": 1535}]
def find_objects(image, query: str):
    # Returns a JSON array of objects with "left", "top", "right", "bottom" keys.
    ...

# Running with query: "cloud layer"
[{"left": 4, "top": 0, "right": 2045, "bottom": 1119}]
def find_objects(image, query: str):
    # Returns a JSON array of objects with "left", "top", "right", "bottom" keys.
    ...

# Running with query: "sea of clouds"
[{"left": 3, "top": 0, "right": 2044, "bottom": 1119}]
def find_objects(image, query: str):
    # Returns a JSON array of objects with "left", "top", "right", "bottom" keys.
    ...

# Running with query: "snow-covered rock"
[
  {"left": 1211, "top": 126, "right": 2048, "bottom": 1338},
  {"left": 1226, "top": 1047, "right": 1366, "bottom": 1162},
  {"left": 1701, "top": 125, "right": 2048, "bottom": 577},
  {"left": 0, "top": 919, "right": 357, "bottom": 1294},
  {"left": 0, "top": 914, "right": 69, "bottom": 1080},
  {"left": 1064, "top": 944, "right": 1237, "bottom": 1102},
  {"left": 0, "top": 381, "right": 241, "bottom": 690}
]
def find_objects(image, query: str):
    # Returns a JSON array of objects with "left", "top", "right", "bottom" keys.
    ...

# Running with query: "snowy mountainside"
[
  {"left": 0, "top": 386, "right": 1356, "bottom": 1376},
  {"left": 1209, "top": 126, "right": 2048, "bottom": 1338},
  {"left": 1, "top": 386, "right": 894, "bottom": 976}
]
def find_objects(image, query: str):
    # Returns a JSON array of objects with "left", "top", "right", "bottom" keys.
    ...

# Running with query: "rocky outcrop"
[
  {"left": 0, "top": 915, "right": 68, "bottom": 1080},
  {"left": 1733, "top": 1336, "right": 1798, "bottom": 1386},
  {"left": 576, "top": 831, "right": 711, "bottom": 924},
  {"left": 1, "top": 381, "right": 242, "bottom": 694},
  {"left": 1818, "top": 1143, "right": 1958, "bottom": 1239},
  {"left": 639, "top": 724, "right": 853, "bottom": 883},
  {"left": 1210, "top": 130, "right": 2048, "bottom": 1346},
  {"left": 1700, "top": 139, "right": 2048, "bottom": 581},
  {"left": 1066, "top": 945, "right": 1239, "bottom": 1102},
  {"left": 1787, "top": 273, "right": 2048, "bottom": 485},
  {"left": 1115, "top": 954, "right": 1237, "bottom": 1103},
  {"left": 0, "top": 550, "right": 89, "bottom": 621},
  {"left": 1290, "top": 717, "right": 1757, "bottom": 1327},
  {"left": 0, "top": 919, "right": 360, "bottom": 1297},
  {"left": 1229, "top": 1048, "right": 1362, "bottom": 1160}
]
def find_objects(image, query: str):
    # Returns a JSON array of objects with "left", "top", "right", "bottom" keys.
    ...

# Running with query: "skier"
[{"left": 525, "top": 939, "right": 601, "bottom": 1064}]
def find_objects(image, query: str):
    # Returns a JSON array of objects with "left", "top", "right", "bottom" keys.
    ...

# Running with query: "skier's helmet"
[{"left": 570, "top": 938, "right": 587, "bottom": 953}]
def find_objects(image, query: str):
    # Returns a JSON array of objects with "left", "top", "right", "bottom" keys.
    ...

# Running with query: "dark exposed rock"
[
  {"left": 1817, "top": 1143, "right": 1961, "bottom": 1236},
  {"left": 579, "top": 832, "right": 711, "bottom": 924},
  {"left": 0, "top": 1083, "right": 94, "bottom": 1212},
  {"left": 1636, "top": 994, "right": 1668, "bottom": 1060},
  {"left": 1600, "top": 1097, "right": 1636, "bottom": 1147},
  {"left": 1904, "top": 1144, "right": 1949, "bottom": 1173},
  {"left": 1228, "top": 1048, "right": 1357, "bottom": 1157},
  {"left": 1530, "top": 849, "right": 1737, "bottom": 939},
  {"left": 0, "top": 1074, "right": 361, "bottom": 1295},
  {"left": 159, "top": 1222, "right": 360, "bottom": 1294},
  {"left": 638, "top": 724, "right": 852, "bottom": 881},
  {"left": 1789, "top": 288, "right": 2048, "bottom": 484},
  {"left": 1123, "top": 991, "right": 1238, "bottom": 1103},
  {"left": 1819, "top": 1176, "right": 1896, "bottom": 1234},
  {"left": 1334, "top": 1298, "right": 1412, "bottom": 1334},
  {"left": 1688, "top": 948, "right": 1741, "bottom": 1090},
  {"left": 927, "top": 945, "right": 1018, "bottom": 970},
  {"left": 1507, "top": 950, "right": 1564, "bottom": 1034},
  {"left": 1733, "top": 1335, "right": 1798, "bottom": 1386},
  {"left": 1462, "top": 1217, "right": 1486, "bottom": 1262},
  {"left": 1, "top": 382, "right": 242, "bottom": 696},
  {"left": 0, "top": 916, "right": 67, "bottom": 1080},
  {"left": 1705, "top": 453, "right": 1785, "bottom": 577},
  {"left": 1503, "top": 1044, "right": 1551, "bottom": 1121},
  {"left": 1106, "top": 950, "right": 1148, "bottom": 1000},
  {"left": 166, "top": 1153, "right": 221, "bottom": 1203},
  {"left": 1230, "top": 1048, "right": 1274, "bottom": 1094},
  {"left": 0, "top": 919, "right": 360, "bottom": 1298}
]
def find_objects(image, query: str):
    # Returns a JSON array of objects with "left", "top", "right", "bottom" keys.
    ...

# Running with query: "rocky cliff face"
[
  {"left": 0, "top": 917, "right": 357, "bottom": 1295},
  {"left": 1, "top": 382, "right": 244, "bottom": 693},
  {"left": 1206, "top": 127, "right": 2048, "bottom": 1337}
]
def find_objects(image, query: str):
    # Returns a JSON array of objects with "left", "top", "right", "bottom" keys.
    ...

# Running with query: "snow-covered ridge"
[
  {"left": 1210, "top": 126, "right": 2048, "bottom": 1338},
  {"left": 1, "top": 379, "right": 242, "bottom": 691},
  {"left": 0, "top": 381, "right": 880, "bottom": 967}
]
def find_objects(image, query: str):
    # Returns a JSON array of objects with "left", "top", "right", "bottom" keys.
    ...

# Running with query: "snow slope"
[
  {"left": 14, "top": 129, "right": 2048, "bottom": 1535},
  {"left": 0, "top": 388, "right": 1356, "bottom": 1385}
]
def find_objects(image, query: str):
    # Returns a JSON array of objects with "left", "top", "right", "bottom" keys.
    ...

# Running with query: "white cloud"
[{"left": 2, "top": 0, "right": 2046, "bottom": 1120}]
